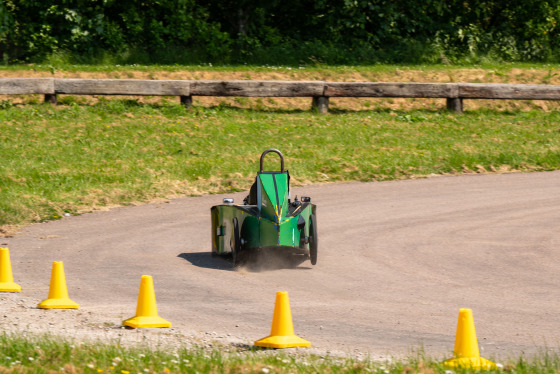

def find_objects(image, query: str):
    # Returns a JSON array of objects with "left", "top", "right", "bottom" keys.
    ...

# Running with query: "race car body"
[{"left": 211, "top": 149, "right": 317, "bottom": 267}]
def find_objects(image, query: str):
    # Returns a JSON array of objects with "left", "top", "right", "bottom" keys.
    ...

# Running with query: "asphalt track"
[{"left": 4, "top": 171, "right": 560, "bottom": 359}]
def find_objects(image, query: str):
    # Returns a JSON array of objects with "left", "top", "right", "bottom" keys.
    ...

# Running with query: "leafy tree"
[{"left": 1, "top": 0, "right": 560, "bottom": 63}]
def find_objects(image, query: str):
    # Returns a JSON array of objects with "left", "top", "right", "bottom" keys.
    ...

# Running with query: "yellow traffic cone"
[
  {"left": 443, "top": 308, "right": 497, "bottom": 369},
  {"left": 254, "top": 291, "right": 310, "bottom": 348},
  {"left": 0, "top": 247, "right": 21, "bottom": 292},
  {"left": 123, "top": 275, "right": 171, "bottom": 328},
  {"left": 38, "top": 261, "right": 79, "bottom": 309}
]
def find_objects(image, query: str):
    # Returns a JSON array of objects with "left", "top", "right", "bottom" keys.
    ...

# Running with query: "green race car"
[{"left": 211, "top": 149, "right": 318, "bottom": 267}]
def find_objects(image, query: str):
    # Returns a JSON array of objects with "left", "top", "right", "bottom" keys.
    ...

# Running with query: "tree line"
[{"left": 1, "top": 0, "right": 560, "bottom": 65}]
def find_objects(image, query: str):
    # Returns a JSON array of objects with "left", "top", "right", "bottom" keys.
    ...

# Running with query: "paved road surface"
[{"left": 3, "top": 171, "right": 560, "bottom": 359}]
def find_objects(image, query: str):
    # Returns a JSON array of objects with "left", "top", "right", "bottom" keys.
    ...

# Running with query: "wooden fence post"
[
  {"left": 180, "top": 95, "right": 193, "bottom": 110},
  {"left": 44, "top": 94, "right": 57, "bottom": 104},
  {"left": 446, "top": 98, "right": 463, "bottom": 113},
  {"left": 312, "top": 96, "right": 329, "bottom": 114}
]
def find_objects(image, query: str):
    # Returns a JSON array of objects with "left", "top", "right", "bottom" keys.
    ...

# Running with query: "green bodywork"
[{"left": 211, "top": 166, "right": 317, "bottom": 263}]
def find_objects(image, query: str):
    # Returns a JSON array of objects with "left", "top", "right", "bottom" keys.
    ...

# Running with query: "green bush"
[{"left": 2, "top": 0, "right": 560, "bottom": 64}]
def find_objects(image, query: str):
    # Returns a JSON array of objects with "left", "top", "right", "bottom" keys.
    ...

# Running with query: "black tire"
[
  {"left": 231, "top": 218, "right": 241, "bottom": 267},
  {"left": 309, "top": 214, "right": 318, "bottom": 265},
  {"left": 211, "top": 208, "right": 220, "bottom": 256}
]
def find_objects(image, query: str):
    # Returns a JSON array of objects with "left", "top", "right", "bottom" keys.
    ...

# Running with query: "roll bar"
[{"left": 260, "top": 148, "right": 284, "bottom": 172}]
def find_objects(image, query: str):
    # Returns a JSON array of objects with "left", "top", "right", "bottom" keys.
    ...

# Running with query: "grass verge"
[
  {"left": 2, "top": 100, "right": 560, "bottom": 232},
  {"left": 0, "top": 333, "right": 558, "bottom": 373}
]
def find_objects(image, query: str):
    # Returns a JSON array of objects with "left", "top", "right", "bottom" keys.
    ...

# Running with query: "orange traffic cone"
[
  {"left": 0, "top": 247, "right": 21, "bottom": 292},
  {"left": 443, "top": 308, "right": 497, "bottom": 369},
  {"left": 254, "top": 291, "right": 310, "bottom": 348},
  {"left": 123, "top": 275, "right": 171, "bottom": 328},
  {"left": 38, "top": 261, "right": 79, "bottom": 309}
]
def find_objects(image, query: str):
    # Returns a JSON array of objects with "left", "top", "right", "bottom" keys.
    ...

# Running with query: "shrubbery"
[{"left": 1, "top": 0, "right": 560, "bottom": 65}]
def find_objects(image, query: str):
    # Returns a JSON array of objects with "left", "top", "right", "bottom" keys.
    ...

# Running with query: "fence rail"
[{"left": 2, "top": 78, "right": 560, "bottom": 113}]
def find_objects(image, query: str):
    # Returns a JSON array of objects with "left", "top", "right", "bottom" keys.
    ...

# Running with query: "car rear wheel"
[{"left": 309, "top": 214, "right": 318, "bottom": 265}]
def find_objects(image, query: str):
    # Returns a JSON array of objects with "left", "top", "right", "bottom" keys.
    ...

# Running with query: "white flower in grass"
[{"left": 261, "top": 368, "right": 270, "bottom": 374}]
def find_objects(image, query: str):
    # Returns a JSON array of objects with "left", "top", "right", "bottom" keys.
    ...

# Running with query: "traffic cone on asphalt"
[
  {"left": 0, "top": 247, "right": 21, "bottom": 292},
  {"left": 254, "top": 291, "right": 310, "bottom": 348},
  {"left": 443, "top": 308, "right": 497, "bottom": 369},
  {"left": 123, "top": 275, "right": 171, "bottom": 328},
  {"left": 38, "top": 261, "right": 79, "bottom": 309}
]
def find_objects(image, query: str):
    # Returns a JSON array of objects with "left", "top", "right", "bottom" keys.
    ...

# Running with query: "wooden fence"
[{"left": 2, "top": 78, "right": 560, "bottom": 113}]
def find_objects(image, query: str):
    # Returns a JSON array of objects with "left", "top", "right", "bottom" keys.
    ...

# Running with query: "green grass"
[
  {"left": 2, "top": 61, "right": 560, "bottom": 74},
  {"left": 0, "top": 333, "right": 557, "bottom": 373},
  {"left": 2, "top": 100, "right": 560, "bottom": 228}
]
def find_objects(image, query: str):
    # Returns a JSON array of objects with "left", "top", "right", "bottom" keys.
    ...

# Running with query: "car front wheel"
[
  {"left": 231, "top": 217, "right": 241, "bottom": 268},
  {"left": 309, "top": 214, "right": 318, "bottom": 265}
]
